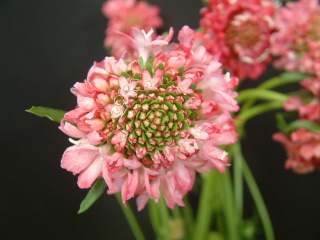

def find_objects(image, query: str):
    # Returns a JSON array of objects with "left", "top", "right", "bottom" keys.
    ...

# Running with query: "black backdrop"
[{"left": 1, "top": 0, "right": 320, "bottom": 239}]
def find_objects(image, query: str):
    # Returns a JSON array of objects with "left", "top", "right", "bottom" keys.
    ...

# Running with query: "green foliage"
[
  {"left": 26, "top": 106, "right": 66, "bottom": 123},
  {"left": 78, "top": 178, "right": 107, "bottom": 214}
]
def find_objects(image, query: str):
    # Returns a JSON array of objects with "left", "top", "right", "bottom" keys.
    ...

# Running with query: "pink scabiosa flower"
[
  {"left": 283, "top": 77, "right": 320, "bottom": 124},
  {"left": 102, "top": 0, "right": 163, "bottom": 59},
  {"left": 273, "top": 129, "right": 320, "bottom": 174},
  {"left": 198, "top": 0, "right": 277, "bottom": 80},
  {"left": 60, "top": 26, "right": 239, "bottom": 210},
  {"left": 271, "top": 0, "right": 320, "bottom": 77}
]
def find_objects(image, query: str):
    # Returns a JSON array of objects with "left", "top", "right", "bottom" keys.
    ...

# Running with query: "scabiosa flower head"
[
  {"left": 102, "top": 0, "right": 163, "bottom": 59},
  {"left": 273, "top": 129, "right": 320, "bottom": 174},
  {"left": 198, "top": 0, "right": 277, "bottom": 80},
  {"left": 271, "top": 0, "right": 320, "bottom": 77},
  {"left": 60, "top": 26, "right": 239, "bottom": 210}
]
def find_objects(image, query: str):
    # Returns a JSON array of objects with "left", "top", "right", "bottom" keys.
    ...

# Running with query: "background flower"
[
  {"left": 273, "top": 129, "right": 320, "bottom": 174},
  {"left": 102, "top": 0, "right": 163, "bottom": 59},
  {"left": 271, "top": 0, "right": 320, "bottom": 77},
  {"left": 198, "top": 0, "right": 277, "bottom": 80}
]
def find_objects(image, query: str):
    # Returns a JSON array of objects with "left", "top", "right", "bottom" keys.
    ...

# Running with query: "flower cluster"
[
  {"left": 271, "top": 0, "right": 320, "bottom": 174},
  {"left": 271, "top": 0, "right": 320, "bottom": 78},
  {"left": 273, "top": 77, "right": 320, "bottom": 174},
  {"left": 102, "top": 0, "right": 163, "bottom": 60},
  {"left": 198, "top": 0, "right": 277, "bottom": 80},
  {"left": 273, "top": 129, "right": 320, "bottom": 174},
  {"left": 27, "top": 1, "right": 320, "bottom": 239},
  {"left": 59, "top": 26, "right": 239, "bottom": 209}
]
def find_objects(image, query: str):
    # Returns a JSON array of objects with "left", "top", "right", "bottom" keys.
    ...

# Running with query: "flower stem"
[
  {"left": 158, "top": 197, "right": 171, "bottom": 240},
  {"left": 182, "top": 197, "right": 194, "bottom": 238},
  {"left": 236, "top": 89, "right": 288, "bottom": 104},
  {"left": 218, "top": 170, "right": 240, "bottom": 240},
  {"left": 115, "top": 193, "right": 146, "bottom": 240},
  {"left": 236, "top": 101, "right": 284, "bottom": 136},
  {"left": 193, "top": 171, "right": 217, "bottom": 240},
  {"left": 148, "top": 200, "right": 161, "bottom": 236},
  {"left": 240, "top": 72, "right": 308, "bottom": 112},
  {"left": 258, "top": 72, "right": 309, "bottom": 90},
  {"left": 242, "top": 159, "right": 275, "bottom": 240},
  {"left": 232, "top": 143, "right": 244, "bottom": 224}
]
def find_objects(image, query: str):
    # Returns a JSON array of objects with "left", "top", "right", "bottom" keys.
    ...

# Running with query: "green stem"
[
  {"left": 236, "top": 101, "right": 284, "bottom": 136},
  {"left": 219, "top": 170, "right": 239, "bottom": 240},
  {"left": 158, "top": 197, "right": 171, "bottom": 240},
  {"left": 182, "top": 197, "right": 194, "bottom": 239},
  {"left": 148, "top": 200, "right": 161, "bottom": 236},
  {"left": 258, "top": 72, "right": 310, "bottom": 90},
  {"left": 242, "top": 160, "right": 275, "bottom": 240},
  {"left": 232, "top": 142, "right": 244, "bottom": 224},
  {"left": 193, "top": 171, "right": 217, "bottom": 240},
  {"left": 172, "top": 206, "right": 182, "bottom": 219},
  {"left": 240, "top": 72, "right": 308, "bottom": 111},
  {"left": 236, "top": 89, "right": 288, "bottom": 104},
  {"left": 115, "top": 193, "right": 146, "bottom": 240}
]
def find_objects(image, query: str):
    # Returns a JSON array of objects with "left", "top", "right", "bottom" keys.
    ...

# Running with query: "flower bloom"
[
  {"left": 198, "top": 0, "right": 277, "bottom": 80},
  {"left": 60, "top": 26, "right": 239, "bottom": 210},
  {"left": 273, "top": 129, "right": 320, "bottom": 174},
  {"left": 271, "top": 0, "right": 320, "bottom": 77},
  {"left": 283, "top": 77, "right": 320, "bottom": 124},
  {"left": 102, "top": 0, "right": 163, "bottom": 59}
]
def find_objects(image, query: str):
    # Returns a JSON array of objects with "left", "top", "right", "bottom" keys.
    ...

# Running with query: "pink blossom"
[
  {"left": 119, "top": 76, "right": 137, "bottom": 99},
  {"left": 59, "top": 26, "right": 239, "bottom": 209},
  {"left": 102, "top": 0, "right": 163, "bottom": 59},
  {"left": 273, "top": 129, "right": 320, "bottom": 174},
  {"left": 61, "top": 141, "right": 110, "bottom": 188},
  {"left": 198, "top": 0, "right": 277, "bottom": 80},
  {"left": 271, "top": 0, "right": 320, "bottom": 77},
  {"left": 283, "top": 77, "right": 320, "bottom": 124},
  {"left": 111, "top": 130, "right": 128, "bottom": 150}
]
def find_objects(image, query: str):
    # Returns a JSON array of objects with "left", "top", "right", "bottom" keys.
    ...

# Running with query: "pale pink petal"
[{"left": 61, "top": 144, "right": 98, "bottom": 175}]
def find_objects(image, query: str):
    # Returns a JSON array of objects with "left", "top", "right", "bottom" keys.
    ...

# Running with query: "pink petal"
[
  {"left": 61, "top": 144, "right": 98, "bottom": 175},
  {"left": 59, "top": 122, "right": 86, "bottom": 138},
  {"left": 77, "top": 156, "right": 104, "bottom": 188}
]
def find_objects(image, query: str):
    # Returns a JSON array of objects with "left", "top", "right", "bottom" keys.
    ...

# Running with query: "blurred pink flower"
[
  {"left": 60, "top": 26, "right": 239, "bottom": 209},
  {"left": 283, "top": 77, "right": 320, "bottom": 124},
  {"left": 271, "top": 0, "right": 320, "bottom": 77},
  {"left": 102, "top": 0, "right": 163, "bottom": 59},
  {"left": 273, "top": 129, "right": 320, "bottom": 174},
  {"left": 198, "top": 0, "right": 277, "bottom": 80}
]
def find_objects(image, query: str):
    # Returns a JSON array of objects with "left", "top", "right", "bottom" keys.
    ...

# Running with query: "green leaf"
[
  {"left": 275, "top": 113, "right": 289, "bottom": 133},
  {"left": 26, "top": 106, "right": 66, "bottom": 123},
  {"left": 287, "top": 119, "right": 320, "bottom": 134},
  {"left": 279, "top": 71, "right": 310, "bottom": 81},
  {"left": 78, "top": 178, "right": 107, "bottom": 214}
]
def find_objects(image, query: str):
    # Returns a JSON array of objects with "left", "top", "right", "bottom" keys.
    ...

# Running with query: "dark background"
[{"left": 1, "top": 0, "right": 320, "bottom": 239}]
